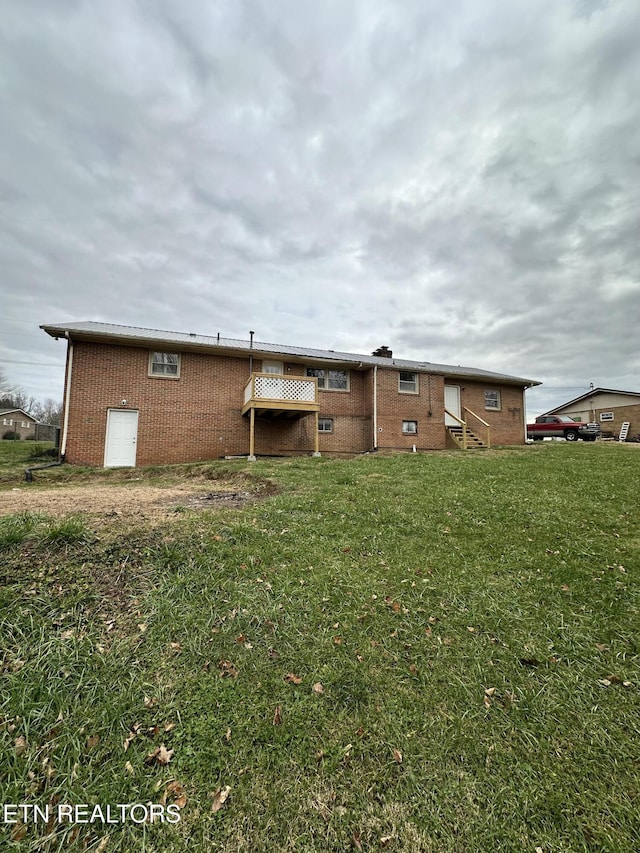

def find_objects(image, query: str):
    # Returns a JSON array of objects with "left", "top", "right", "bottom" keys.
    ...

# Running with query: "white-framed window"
[
  {"left": 262, "top": 360, "right": 283, "bottom": 374},
  {"left": 149, "top": 351, "right": 180, "bottom": 378},
  {"left": 600, "top": 412, "right": 614, "bottom": 422},
  {"left": 399, "top": 371, "right": 418, "bottom": 394},
  {"left": 318, "top": 418, "right": 334, "bottom": 433},
  {"left": 21, "top": 421, "right": 29, "bottom": 428},
  {"left": 402, "top": 420, "right": 418, "bottom": 434},
  {"left": 484, "top": 389, "right": 501, "bottom": 411},
  {"left": 2, "top": 418, "right": 12, "bottom": 426},
  {"left": 306, "top": 368, "right": 350, "bottom": 391}
]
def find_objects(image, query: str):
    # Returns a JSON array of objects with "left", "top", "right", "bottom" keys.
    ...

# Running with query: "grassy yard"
[{"left": 1, "top": 443, "right": 639, "bottom": 852}]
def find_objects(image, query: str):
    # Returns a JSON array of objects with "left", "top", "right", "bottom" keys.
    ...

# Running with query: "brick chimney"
[{"left": 372, "top": 345, "right": 393, "bottom": 358}]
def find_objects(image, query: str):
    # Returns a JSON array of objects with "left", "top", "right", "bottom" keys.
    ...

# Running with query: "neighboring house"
[
  {"left": 41, "top": 321, "right": 540, "bottom": 467},
  {"left": 1, "top": 409, "right": 37, "bottom": 439},
  {"left": 542, "top": 388, "right": 640, "bottom": 441}
]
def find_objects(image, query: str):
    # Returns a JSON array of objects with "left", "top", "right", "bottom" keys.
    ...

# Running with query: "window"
[
  {"left": 600, "top": 412, "right": 614, "bottom": 422},
  {"left": 402, "top": 420, "right": 418, "bottom": 434},
  {"left": 399, "top": 371, "right": 418, "bottom": 394},
  {"left": 149, "top": 351, "right": 180, "bottom": 378},
  {"left": 21, "top": 421, "right": 29, "bottom": 428},
  {"left": 318, "top": 418, "right": 334, "bottom": 432},
  {"left": 484, "top": 390, "right": 501, "bottom": 410},
  {"left": 2, "top": 418, "right": 12, "bottom": 426},
  {"left": 306, "top": 368, "right": 350, "bottom": 391},
  {"left": 262, "top": 360, "right": 283, "bottom": 374}
]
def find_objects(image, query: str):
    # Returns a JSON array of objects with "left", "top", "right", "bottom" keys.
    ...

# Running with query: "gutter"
[
  {"left": 60, "top": 331, "right": 73, "bottom": 459},
  {"left": 26, "top": 334, "right": 72, "bottom": 482},
  {"left": 373, "top": 365, "right": 378, "bottom": 450}
]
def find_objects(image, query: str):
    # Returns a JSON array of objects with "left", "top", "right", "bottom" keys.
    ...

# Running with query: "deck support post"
[
  {"left": 248, "top": 407, "right": 257, "bottom": 462},
  {"left": 312, "top": 411, "right": 321, "bottom": 457}
]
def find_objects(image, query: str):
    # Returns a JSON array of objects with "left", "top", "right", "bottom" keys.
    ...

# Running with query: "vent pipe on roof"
[{"left": 249, "top": 331, "right": 254, "bottom": 376}]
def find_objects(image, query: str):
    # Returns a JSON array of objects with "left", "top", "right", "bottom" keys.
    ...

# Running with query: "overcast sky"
[{"left": 1, "top": 0, "right": 639, "bottom": 419}]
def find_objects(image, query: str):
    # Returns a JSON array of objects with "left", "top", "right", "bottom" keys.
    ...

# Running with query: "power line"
[{"left": 0, "top": 359, "right": 62, "bottom": 367}]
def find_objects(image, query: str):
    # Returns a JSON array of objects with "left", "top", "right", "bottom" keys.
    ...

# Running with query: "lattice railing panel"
[{"left": 253, "top": 375, "right": 316, "bottom": 402}]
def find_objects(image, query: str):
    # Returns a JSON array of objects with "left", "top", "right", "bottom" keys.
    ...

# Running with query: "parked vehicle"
[{"left": 527, "top": 415, "right": 600, "bottom": 442}]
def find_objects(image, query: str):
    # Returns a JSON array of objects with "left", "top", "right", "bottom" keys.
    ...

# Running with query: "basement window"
[
  {"left": 306, "top": 368, "right": 350, "bottom": 391},
  {"left": 399, "top": 371, "right": 419, "bottom": 394},
  {"left": 318, "top": 418, "right": 334, "bottom": 432},
  {"left": 149, "top": 351, "right": 180, "bottom": 378},
  {"left": 402, "top": 420, "right": 418, "bottom": 434},
  {"left": 484, "top": 389, "right": 501, "bottom": 411}
]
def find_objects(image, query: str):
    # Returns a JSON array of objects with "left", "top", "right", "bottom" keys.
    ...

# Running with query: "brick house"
[
  {"left": 542, "top": 388, "right": 640, "bottom": 441},
  {"left": 41, "top": 322, "right": 540, "bottom": 467},
  {"left": 1, "top": 409, "right": 38, "bottom": 439}
]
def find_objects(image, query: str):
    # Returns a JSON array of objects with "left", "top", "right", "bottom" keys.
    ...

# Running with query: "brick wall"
[
  {"left": 456, "top": 382, "right": 526, "bottom": 446},
  {"left": 375, "top": 370, "right": 447, "bottom": 450},
  {"left": 66, "top": 343, "right": 253, "bottom": 465},
  {"left": 63, "top": 341, "right": 528, "bottom": 465},
  {"left": 594, "top": 404, "right": 640, "bottom": 440}
]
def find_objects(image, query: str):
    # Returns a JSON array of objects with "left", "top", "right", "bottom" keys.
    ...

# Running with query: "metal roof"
[{"left": 40, "top": 321, "right": 540, "bottom": 387}]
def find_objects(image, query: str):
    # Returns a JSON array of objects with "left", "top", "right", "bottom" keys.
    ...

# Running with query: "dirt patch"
[{"left": 0, "top": 482, "right": 265, "bottom": 524}]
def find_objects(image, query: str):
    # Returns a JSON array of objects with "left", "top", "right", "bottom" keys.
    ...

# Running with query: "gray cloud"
[{"left": 1, "top": 0, "right": 638, "bottom": 417}]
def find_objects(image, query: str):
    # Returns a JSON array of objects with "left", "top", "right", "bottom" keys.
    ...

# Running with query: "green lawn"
[{"left": 1, "top": 444, "right": 639, "bottom": 851}]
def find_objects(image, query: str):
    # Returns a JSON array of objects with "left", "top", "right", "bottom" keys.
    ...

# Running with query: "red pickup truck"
[{"left": 527, "top": 415, "right": 600, "bottom": 442}]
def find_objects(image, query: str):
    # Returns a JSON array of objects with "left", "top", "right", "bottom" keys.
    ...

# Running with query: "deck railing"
[{"left": 243, "top": 373, "right": 319, "bottom": 412}]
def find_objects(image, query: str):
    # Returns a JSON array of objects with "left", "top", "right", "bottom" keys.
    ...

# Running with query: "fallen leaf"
[
  {"left": 138, "top": 623, "right": 147, "bottom": 634},
  {"left": 284, "top": 673, "right": 303, "bottom": 685},
  {"left": 380, "top": 836, "right": 393, "bottom": 847},
  {"left": 144, "top": 696, "right": 157, "bottom": 709},
  {"left": 217, "top": 659, "right": 238, "bottom": 678},
  {"left": 145, "top": 744, "right": 175, "bottom": 766},
  {"left": 333, "top": 637, "right": 343, "bottom": 645},
  {"left": 124, "top": 761, "right": 134, "bottom": 776},
  {"left": 86, "top": 735, "right": 100, "bottom": 750},
  {"left": 170, "top": 642, "right": 181, "bottom": 651},
  {"left": 164, "top": 721, "right": 176, "bottom": 733},
  {"left": 273, "top": 706, "right": 282, "bottom": 725},
  {"left": 409, "top": 665, "right": 418, "bottom": 675},
  {"left": 235, "top": 634, "right": 246, "bottom": 644},
  {"left": 15, "top": 735, "right": 27, "bottom": 757},
  {"left": 211, "top": 786, "right": 231, "bottom": 813},
  {"left": 162, "top": 781, "right": 187, "bottom": 808},
  {"left": 484, "top": 687, "right": 497, "bottom": 697},
  {"left": 353, "top": 833, "right": 363, "bottom": 851},
  {"left": 312, "top": 682, "right": 324, "bottom": 694},
  {"left": 392, "top": 748, "right": 403, "bottom": 763}
]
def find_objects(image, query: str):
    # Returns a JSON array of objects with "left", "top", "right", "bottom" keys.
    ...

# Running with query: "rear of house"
[{"left": 41, "top": 322, "right": 540, "bottom": 467}]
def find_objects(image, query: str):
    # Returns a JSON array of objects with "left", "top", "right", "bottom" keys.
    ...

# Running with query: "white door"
[
  {"left": 104, "top": 409, "right": 138, "bottom": 467},
  {"left": 444, "top": 386, "right": 461, "bottom": 426}
]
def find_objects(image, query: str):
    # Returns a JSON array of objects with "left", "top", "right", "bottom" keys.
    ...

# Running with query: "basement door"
[
  {"left": 104, "top": 409, "right": 138, "bottom": 467},
  {"left": 444, "top": 386, "right": 461, "bottom": 426}
]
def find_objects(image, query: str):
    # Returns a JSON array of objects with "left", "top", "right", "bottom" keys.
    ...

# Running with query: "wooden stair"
[{"left": 447, "top": 425, "right": 488, "bottom": 449}]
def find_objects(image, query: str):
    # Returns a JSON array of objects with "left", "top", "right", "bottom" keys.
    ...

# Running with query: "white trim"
[{"left": 61, "top": 333, "right": 74, "bottom": 458}]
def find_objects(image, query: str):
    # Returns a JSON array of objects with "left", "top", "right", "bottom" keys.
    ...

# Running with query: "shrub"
[{"left": 2, "top": 430, "right": 20, "bottom": 440}]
